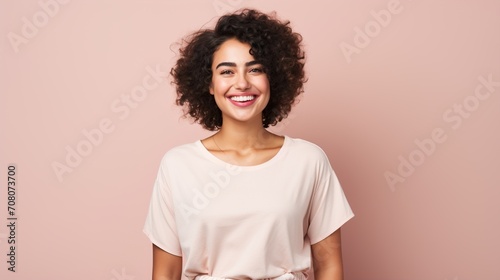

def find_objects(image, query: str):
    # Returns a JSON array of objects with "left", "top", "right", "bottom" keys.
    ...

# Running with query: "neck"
[{"left": 215, "top": 116, "right": 271, "bottom": 150}]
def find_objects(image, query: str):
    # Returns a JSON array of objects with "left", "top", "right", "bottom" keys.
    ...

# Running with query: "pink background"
[{"left": 1, "top": 0, "right": 499, "bottom": 279}]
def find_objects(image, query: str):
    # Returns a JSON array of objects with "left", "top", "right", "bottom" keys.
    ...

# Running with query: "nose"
[{"left": 235, "top": 72, "right": 250, "bottom": 90}]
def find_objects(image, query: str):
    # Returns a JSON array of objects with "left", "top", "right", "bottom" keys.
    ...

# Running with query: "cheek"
[
  {"left": 212, "top": 78, "right": 232, "bottom": 93},
  {"left": 256, "top": 78, "right": 270, "bottom": 93}
]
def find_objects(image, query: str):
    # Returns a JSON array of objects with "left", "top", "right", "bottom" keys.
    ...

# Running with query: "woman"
[{"left": 144, "top": 9, "right": 354, "bottom": 280}]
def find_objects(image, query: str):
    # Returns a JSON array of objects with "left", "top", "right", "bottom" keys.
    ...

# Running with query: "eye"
[
  {"left": 249, "top": 67, "right": 263, "bottom": 73},
  {"left": 220, "top": 69, "right": 233, "bottom": 75}
]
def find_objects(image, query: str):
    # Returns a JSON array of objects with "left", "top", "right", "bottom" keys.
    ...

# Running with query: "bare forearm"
[
  {"left": 153, "top": 276, "right": 180, "bottom": 280},
  {"left": 153, "top": 275, "right": 181, "bottom": 280},
  {"left": 311, "top": 229, "right": 344, "bottom": 280},
  {"left": 152, "top": 244, "right": 182, "bottom": 280},
  {"left": 314, "top": 266, "right": 343, "bottom": 280}
]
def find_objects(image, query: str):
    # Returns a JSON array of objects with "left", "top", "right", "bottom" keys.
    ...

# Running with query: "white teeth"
[{"left": 230, "top": 95, "right": 255, "bottom": 102}]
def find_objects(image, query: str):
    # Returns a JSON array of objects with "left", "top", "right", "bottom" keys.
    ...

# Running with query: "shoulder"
[
  {"left": 286, "top": 136, "right": 329, "bottom": 157},
  {"left": 285, "top": 136, "right": 331, "bottom": 163},
  {"left": 159, "top": 141, "right": 201, "bottom": 166}
]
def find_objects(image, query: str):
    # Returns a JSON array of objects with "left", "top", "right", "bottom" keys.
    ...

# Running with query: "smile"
[
  {"left": 230, "top": 95, "right": 255, "bottom": 102},
  {"left": 227, "top": 95, "right": 258, "bottom": 107}
]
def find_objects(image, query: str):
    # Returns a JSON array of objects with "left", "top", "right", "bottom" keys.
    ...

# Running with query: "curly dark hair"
[{"left": 171, "top": 9, "right": 306, "bottom": 131}]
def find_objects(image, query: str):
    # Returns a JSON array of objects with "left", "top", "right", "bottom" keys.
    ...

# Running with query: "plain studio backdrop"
[{"left": 1, "top": 0, "right": 499, "bottom": 279}]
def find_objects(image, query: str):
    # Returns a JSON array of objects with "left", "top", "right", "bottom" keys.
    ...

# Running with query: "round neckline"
[{"left": 196, "top": 135, "right": 289, "bottom": 171}]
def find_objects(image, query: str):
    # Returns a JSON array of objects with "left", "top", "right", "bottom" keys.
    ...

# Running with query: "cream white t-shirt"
[{"left": 143, "top": 136, "right": 354, "bottom": 279}]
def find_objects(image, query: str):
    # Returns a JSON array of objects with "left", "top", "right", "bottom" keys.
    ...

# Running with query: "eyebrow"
[{"left": 215, "top": 60, "right": 261, "bottom": 69}]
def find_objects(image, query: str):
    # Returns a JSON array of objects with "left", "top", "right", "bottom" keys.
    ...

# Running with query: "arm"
[
  {"left": 152, "top": 244, "right": 182, "bottom": 280},
  {"left": 311, "top": 228, "right": 344, "bottom": 280}
]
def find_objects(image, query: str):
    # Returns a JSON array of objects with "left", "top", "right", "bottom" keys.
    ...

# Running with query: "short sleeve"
[
  {"left": 307, "top": 152, "right": 354, "bottom": 245},
  {"left": 143, "top": 158, "right": 182, "bottom": 256}
]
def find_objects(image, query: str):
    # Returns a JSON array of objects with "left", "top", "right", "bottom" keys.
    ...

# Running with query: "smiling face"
[{"left": 209, "top": 38, "right": 270, "bottom": 126}]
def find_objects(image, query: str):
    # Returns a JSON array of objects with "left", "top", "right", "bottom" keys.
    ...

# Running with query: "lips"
[
  {"left": 227, "top": 94, "right": 258, "bottom": 107},
  {"left": 230, "top": 95, "right": 255, "bottom": 102}
]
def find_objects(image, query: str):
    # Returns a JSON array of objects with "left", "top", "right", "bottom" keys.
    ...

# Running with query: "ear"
[{"left": 209, "top": 83, "right": 214, "bottom": 95}]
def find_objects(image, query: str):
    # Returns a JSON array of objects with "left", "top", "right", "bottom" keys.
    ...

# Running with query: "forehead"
[{"left": 212, "top": 39, "right": 254, "bottom": 65}]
